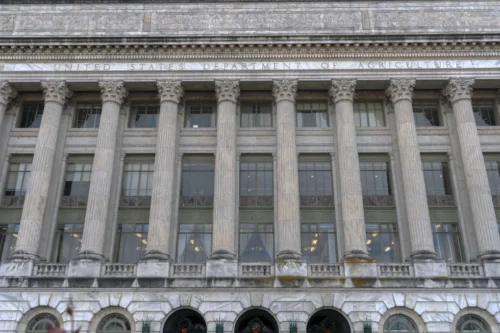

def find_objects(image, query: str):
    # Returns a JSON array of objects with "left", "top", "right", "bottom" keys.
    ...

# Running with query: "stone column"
[
  {"left": 79, "top": 81, "right": 128, "bottom": 260},
  {"left": 144, "top": 81, "right": 184, "bottom": 261},
  {"left": 0, "top": 81, "right": 17, "bottom": 131},
  {"left": 210, "top": 80, "right": 239, "bottom": 260},
  {"left": 443, "top": 78, "right": 500, "bottom": 260},
  {"left": 329, "top": 79, "right": 369, "bottom": 259},
  {"left": 273, "top": 80, "right": 302, "bottom": 260},
  {"left": 386, "top": 79, "right": 438, "bottom": 260},
  {"left": 12, "top": 81, "right": 72, "bottom": 260}
]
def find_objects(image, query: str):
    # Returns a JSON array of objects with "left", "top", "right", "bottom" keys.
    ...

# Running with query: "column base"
[
  {"left": 206, "top": 259, "right": 237, "bottom": 278},
  {"left": 0, "top": 259, "right": 34, "bottom": 277},
  {"left": 210, "top": 249, "right": 236, "bottom": 260},
  {"left": 412, "top": 259, "right": 447, "bottom": 278},
  {"left": 77, "top": 250, "right": 105, "bottom": 261},
  {"left": 344, "top": 261, "right": 377, "bottom": 278},
  {"left": 143, "top": 251, "right": 171, "bottom": 262},
  {"left": 10, "top": 250, "right": 39, "bottom": 261},
  {"left": 343, "top": 250, "right": 371, "bottom": 261},
  {"left": 483, "top": 261, "right": 500, "bottom": 278},
  {"left": 410, "top": 250, "right": 438, "bottom": 261},
  {"left": 477, "top": 250, "right": 500, "bottom": 262},
  {"left": 276, "top": 250, "right": 302, "bottom": 261},
  {"left": 68, "top": 258, "right": 102, "bottom": 278},
  {"left": 275, "top": 260, "right": 307, "bottom": 277},
  {"left": 137, "top": 260, "right": 170, "bottom": 278}
]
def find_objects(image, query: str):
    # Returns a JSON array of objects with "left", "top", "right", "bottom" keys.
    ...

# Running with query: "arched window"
[
  {"left": 26, "top": 313, "right": 60, "bottom": 333},
  {"left": 97, "top": 313, "right": 131, "bottom": 333},
  {"left": 456, "top": 314, "right": 490, "bottom": 333},
  {"left": 383, "top": 314, "right": 417, "bottom": 332}
]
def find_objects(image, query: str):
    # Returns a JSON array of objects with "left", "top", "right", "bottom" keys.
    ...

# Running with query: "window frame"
[
  {"left": 421, "top": 157, "right": 454, "bottom": 206},
  {"left": 51, "top": 223, "right": 83, "bottom": 264},
  {"left": 0, "top": 223, "right": 19, "bottom": 261},
  {"left": 121, "top": 157, "right": 155, "bottom": 207},
  {"left": 19, "top": 102, "right": 44, "bottom": 129},
  {"left": 62, "top": 160, "right": 93, "bottom": 207},
  {"left": 240, "top": 102, "right": 273, "bottom": 128},
  {"left": 180, "top": 156, "right": 215, "bottom": 207},
  {"left": 184, "top": 101, "right": 216, "bottom": 128},
  {"left": 74, "top": 103, "right": 102, "bottom": 129},
  {"left": 129, "top": 103, "right": 160, "bottom": 128},
  {"left": 431, "top": 222, "right": 464, "bottom": 262},
  {"left": 3, "top": 158, "right": 32, "bottom": 207},
  {"left": 26, "top": 313, "right": 60, "bottom": 333},
  {"left": 412, "top": 101, "right": 441, "bottom": 127},
  {"left": 176, "top": 223, "right": 213, "bottom": 264},
  {"left": 365, "top": 223, "right": 400, "bottom": 263},
  {"left": 296, "top": 101, "right": 329, "bottom": 128},
  {"left": 383, "top": 314, "right": 418, "bottom": 333},
  {"left": 298, "top": 155, "right": 334, "bottom": 207},
  {"left": 359, "top": 156, "right": 393, "bottom": 207},
  {"left": 353, "top": 101, "right": 386, "bottom": 128},
  {"left": 114, "top": 223, "right": 149, "bottom": 263},
  {"left": 472, "top": 100, "right": 497, "bottom": 127},
  {"left": 239, "top": 223, "right": 274, "bottom": 263},
  {"left": 240, "top": 156, "right": 274, "bottom": 207},
  {"left": 301, "top": 222, "right": 337, "bottom": 264},
  {"left": 97, "top": 313, "right": 131, "bottom": 333}
]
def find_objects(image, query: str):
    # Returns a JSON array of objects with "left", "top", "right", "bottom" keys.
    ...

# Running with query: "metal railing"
[{"left": 60, "top": 195, "right": 88, "bottom": 207}]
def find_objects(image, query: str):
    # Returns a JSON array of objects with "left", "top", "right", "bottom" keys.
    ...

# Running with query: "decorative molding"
[
  {"left": 385, "top": 79, "right": 416, "bottom": 103},
  {"left": 99, "top": 81, "right": 128, "bottom": 105},
  {"left": 442, "top": 78, "right": 475, "bottom": 104},
  {"left": 0, "top": 81, "right": 17, "bottom": 107},
  {"left": 157, "top": 80, "right": 184, "bottom": 104},
  {"left": 215, "top": 80, "right": 240, "bottom": 104},
  {"left": 41, "top": 81, "right": 72, "bottom": 105},
  {"left": 329, "top": 79, "right": 356, "bottom": 103},
  {"left": 272, "top": 80, "right": 297, "bottom": 103}
]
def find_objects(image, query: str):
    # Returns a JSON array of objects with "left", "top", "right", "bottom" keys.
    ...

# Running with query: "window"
[
  {"left": 301, "top": 223, "right": 337, "bottom": 263},
  {"left": 75, "top": 103, "right": 102, "bottom": 128},
  {"left": 365, "top": 223, "right": 399, "bottom": 262},
  {"left": 130, "top": 103, "right": 159, "bottom": 128},
  {"left": 296, "top": 102, "right": 328, "bottom": 128},
  {"left": 472, "top": 101, "right": 496, "bottom": 126},
  {"left": 383, "top": 315, "right": 417, "bottom": 333},
  {"left": 121, "top": 161, "right": 154, "bottom": 206},
  {"left": 26, "top": 314, "right": 60, "bottom": 333},
  {"left": 97, "top": 314, "right": 131, "bottom": 333},
  {"left": 456, "top": 314, "right": 490, "bottom": 333},
  {"left": 485, "top": 160, "right": 500, "bottom": 206},
  {"left": 240, "top": 159, "right": 273, "bottom": 206},
  {"left": 115, "top": 223, "right": 148, "bottom": 263},
  {"left": 413, "top": 101, "right": 440, "bottom": 126},
  {"left": 354, "top": 101, "right": 385, "bottom": 127},
  {"left": 432, "top": 223, "right": 463, "bottom": 262},
  {"left": 422, "top": 161, "right": 454, "bottom": 206},
  {"left": 241, "top": 102, "right": 272, "bottom": 128},
  {"left": 299, "top": 159, "right": 333, "bottom": 207},
  {"left": 360, "top": 160, "right": 393, "bottom": 206},
  {"left": 52, "top": 223, "right": 83, "bottom": 264},
  {"left": 19, "top": 103, "right": 44, "bottom": 128},
  {"left": 0, "top": 224, "right": 19, "bottom": 261},
  {"left": 185, "top": 102, "right": 216, "bottom": 128},
  {"left": 180, "top": 158, "right": 215, "bottom": 207},
  {"left": 239, "top": 224, "right": 274, "bottom": 262},
  {"left": 177, "top": 223, "right": 212, "bottom": 263},
  {"left": 3, "top": 162, "right": 31, "bottom": 206},
  {"left": 62, "top": 162, "right": 92, "bottom": 207}
]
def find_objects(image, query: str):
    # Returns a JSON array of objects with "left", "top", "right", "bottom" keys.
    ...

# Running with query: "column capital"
[
  {"left": 215, "top": 80, "right": 240, "bottom": 104},
  {"left": 41, "top": 81, "right": 72, "bottom": 105},
  {"left": 0, "top": 81, "right": 18, "bottom": 107},
  {"left": 99, "top": 81, "right": 128, "bottom": 105},
  {"left": 442, "top": 78, "right": 475, "bottom": 104},
  {"left": 385, "top": 79, "right": 416, "bottom": 103},
  {"left": 157, "top": 80, "right": 184, "bottom": 104},
  {"left": 272, "top": 80, "right": 297, "bottom": 103},
  {"left": 329, "top": 79, "right": 356, "bottom": 103}
]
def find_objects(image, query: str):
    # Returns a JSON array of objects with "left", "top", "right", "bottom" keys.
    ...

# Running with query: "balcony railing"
[
  {"left": 171, "top": 264, "right": 205, "bottom": 277},
  {"left": 120, "top": 196, "right": 152, "bottom": 207},
  {"left": 60, "top": 195, "right": 88, "bottom": 207},
  {"left": 2, "top": 194, "right": 26, "bottom": 207},
  {"left": 239, "top": 196, "right": 273, "bottom": 207},
  {"left": 240, "top": 263, "right": 274, "bottom": 277},
  {"left": 377, "top": 264, "right": 412, "bottom": 277},
  {"left": 300, "top": 195, "right": 334, "bottom": 207},
  {"left": 102, "top": 264, "right": 136, "bottom": 277},
  {"left": 180, "top": 196, "right": 213, "bottom": 207},
  {"left": 33, "top": 264, "right": 68, "bottom": 277},
  {"left": 427, "top": 195, "right": 455, "bottom": 206},
  {"left": 448, "top": 263, "right": 483, "bottom": 277},
  {"left": 363, "top": 195, "right": 394, "bottom": 207},
  {"left": 308, "top": 264, "right": 343, "bottom": 277}
]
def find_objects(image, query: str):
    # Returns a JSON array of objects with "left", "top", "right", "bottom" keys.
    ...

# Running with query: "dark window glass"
[
  {"left": 131, "top": 103, "right": 159, "bottom": 128},
  {"left": 121, "top": 162, "right": 154, "bottom": 206},
  {"left": 472, "top": 101, "right": 496, "bottom": 126},
  {"left": 0, "top": 224, "right": 19, "bottom": 261},
  {"left": 239, "top": 223, "right": 274, "bottom": 262},
  {"left": 115, "top": 223, "right": 148, "bottom": 263},
  {"left": 432, "top": 223, "right": 463, "bottom": 262},
  {"left": 3, "top": 162, "right": 31, "bottom": 206},
  {"left": 240, "top": 161, "right": 273, "bottom": 206},
  {"left": 186, "top": 103, "right": 215, "bottom": 128},
  {"left": 413, "top": 101, "right": 440, "bottom": 126},
  {"left": 27, "top": 314, "right": 60, "bottom": 333},
  {"left": 296, "top": 102, "right": 328, "bottom": 128},
  {"left": 75, "top": 104, "right": 102, "bottom": 128},
  {"left": 301, "top": 223, "right": 337, "bottom": 263},
  {"left": 180, "top": 160, "right": 214, "bottom": 207},
  {"left": 97, "top": 314, "right": 131, "bottom": 333},
  {"left": 456, "top": 315, "right": 490, "bottom": 333},
  {"left": 365, "top": 223, "right": 399, "bottom": 262},
  {"left": 241, "top": 102, "right": 272, "bottom": 127},
  {"left": 52, "top": 224, "right": 83, "bottom": 264},
  {"left": 354, "top": 101, "right": 385, "bottom": 127},
  {"left": 383, "top": 315, "right": 417, "bottom": 333},
  {"left": 298, "top": 160, "right": 333, "bottom": 207},
  {"left": 177, "top": 223, "right": 212, "bottom": 263},
  {"left": 360, "top": 161, "right": 393, "bottom": 206},
  {"left": 485, "top": 160, "right": 500, "bottom": 195},
  {"left": 422, "top": 161, "right": 454, "bottom": 206},
  {"left": 19, "top": 103, "right": 44, "bottom": 128},
  {"left": 62, "top": 163, "right": 91, "bottom": 206}
]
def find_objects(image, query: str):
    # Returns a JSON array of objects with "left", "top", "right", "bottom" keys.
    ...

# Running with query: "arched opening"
[
  {"left": 306, "top": 309, "right": 351, "bottom": 333},
  {"left": 97, "top": 313, "right": 132, "bottom": 333},
  {"left": 26, "top": 313, "right": 60, "bottom": 333},
  {"left": 456, "top": 314, "right": 491, "bottom": 333},
  {"left": 163, "top": 309, "right": 207, "bottom": 333},
  {"left": 383, "top": 314, "right": 418, "bottom": 333},
  {"left": 234, "top": 308, "right": 279, "bottom": 333}
]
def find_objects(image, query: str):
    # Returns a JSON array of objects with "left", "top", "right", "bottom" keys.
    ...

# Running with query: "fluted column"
[
  {"left": 329, "top": 79, "right": 369, "bottom": 260},
  {"left": 443, "top": 79, "right": 500, "bottom": 260},
  {"left": 144, "top": 81, "right": 184, "bottom": 261},
  {"left": 386, "top": 79, "right": 437, "bottom": 260},
  {"left": 273, "top": 80, "right": 302, "bottom": 260},
  {"left": 79, "top": 81, "right": 128, "bottom": 260},
  {"left": 12, "top": 81, "right": 72, "bottom": 260},
  {"left": 0, "top": 81, "right": 17, "bottom": 131},
  {"left": 211, "top": 80, "right": 239, "bottom": 260}
]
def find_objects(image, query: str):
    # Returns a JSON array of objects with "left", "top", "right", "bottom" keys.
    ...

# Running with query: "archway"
[
  {"left": 163, "top": 309, "right": 207, "bottom": 333},
  {"left": 234, "top": 308, "right": 279, "bottom": 333},
  {"left": 306, "top": 309, "right": 351, "bottom": 333}
]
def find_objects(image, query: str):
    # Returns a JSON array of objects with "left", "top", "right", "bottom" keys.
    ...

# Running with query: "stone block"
[
  {"left": 483, "top": 261, "right": 500, "bottom": 277},
  {"left": 0, "top": 261, "right": 33, "bottom": 277},
  {"left": 206, "top": 259, "right": 237, "bottom": 278},
  {"left": 413, "top": 261, "right": 447, "bottom": 278},
  {"left": 275, "top": 260, "right": 307, "bottom": 277},
  {"left": 68, "top": 260, "right": 102, "bottom": 278},
  {"left": 344, "top": 262, "right": 377, "bottom": 278},
  {"left": 136, "top": 261, "right": 170, "bottom": 278}
]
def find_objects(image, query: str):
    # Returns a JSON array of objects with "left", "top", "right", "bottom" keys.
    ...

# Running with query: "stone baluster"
[
  {"left": 273, "top": 80, "right": 302, "bottom": 260},
  {"left": 0, "top": 81, "right": 17, "bottom": 131},
  {"left": 210, "top": 80, "right": 239, "bottom": 260},
  {"left": 144, "top": 81, "right": 184, "bottom": 261},
  {"left": 386, "top": 79, "right": 437, "bottom": 260},
  {"left": 12, "top": 81, "right": 72, "bottom": 260},
  {"left": 329, "top": 79, "right": 369, "bottom": 259},
  {"left": 442, "top": 78, "right": 500, "bottom": 260},
  {"left": 79, "top": 81, "right": 128, "bottom": 260}
]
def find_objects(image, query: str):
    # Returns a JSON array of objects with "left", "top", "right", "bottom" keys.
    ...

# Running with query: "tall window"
[
  {"left": 298, "top": 159, "right": 333, "bottom": 207},
  {"left": 432, "top": 223, "right": 463, "bottom": 262},
  {"left": 239, "top": 224, "right": 274, "bottom": 262},
  {"left": 354, "top": 101, "right": 385, "bottom": 127},
  {"left": 62, "top": 162, "right": 92, "bottom": 207},
  {"left": 115, "top": 223, "right": 148, "bottom": 263},
  {"left": 97, "top": 314, "right": 131, "bottom": 333},
  {"left": 456, "top": 315, "right": 490, "bottom": 333},
  {"left": 52, "top": 224, "right": 83, "bottom": 263},
  {"left": 0, "top": 224, "right": 19, "bottom": 261},
  {"left": 360, "top": 160, "right": 393, "bottom": 206},
  {"left": 180, "top": 158, "right": 215, "bottom": 207},
  {"left": 75, "top": 103, "right": 102, "bottom": 128},
  {"left": 3, "top": 161, "right": 31, "bottom": 206},
  {"left": 177, "top": 223, "right": 212, "bottom": 263},
  {"left": 240, "top": 159, "right": 273, "bottom": 206},
  {"left": 301, "top": 223, "right": 337, "bottom": 263},
  {"left": 472, "top": 101, "right": 496, "bottom": 126},
  {"left": 241, "top": 102, "right": 272, "bottom": 128},
  {"left": 413, "top": 101, "right": 440, "bottom": 126},
  {"left": 365, "top": 223, "right": 399, "bottom": 262},
  {"left": 121, "top": 161, "right": 154, "bottom": 206},
  {"left": 422, "top": 160, "right": 454, "bottom": 206},
  {"left": 296, "top": 102, "right": 328, "bottom": 128},
  {"left": 485, "top": 160, "right": 500, "bottom": 206},
  {"left": 185, "top": 102, "right": 216, "bottom": 128},
  {"left": 383, "top": 315, "right": 417, "bottom": 333},
  {"left": 26, "top": 314, "right": 60, "bottom": 333},
  {"left": 19, "top": 103, "right": 44, "bottom": 128},
  {"left": 130, "top": 103, "right": 159, "bottom": 128}
]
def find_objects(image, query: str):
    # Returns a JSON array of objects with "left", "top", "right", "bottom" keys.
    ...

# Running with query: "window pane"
[
  {"left": 413, "top": 102, "right": 440, "bottom": 126},
  {"left": 239, "top": 223, "right": 274, "bottom": 262},
  {"left": 52, "top": 224, "right": 83, "bottom": 263},
  {"left": 240, "top": 103, "right": 272, "bottom": 128},
  {"left": 473, "top": 101, "right": 496, "bottom": 126},
  {"left": 296, "top": 102, "right": 328, "bottom": 128},
  {"left": 365, "top": 223, "right": 399, "bottom": 262},
  {"left": 298, "top": 159, "right": 334, "bottom": 207},
  {"left": 0, "top": 224, "right": 19, "bottom": 261},
  {"left": 132, "top": 104, "right": 159, "bottom": 128},
  {"left": 186, "top": 103, "right": 215, "bottom": 128},
  {"left": 354, "top": 102, "right": 385, "bottom": 128},
  {"left": 177, "top": 223, "right": 212, "bottom": 263},
  {"left": 115, "top": 223, "right": 148, "bottom": 263},
  {"left": 301, "top": 223, "right": 336, "bottom": 263},
  {"left": 432, "top": 223, "right": 463, "bottom": 262},
  {"left": 19, "top": 103, "right": 44, "bottom": 128},
  {"left": 181, "top": 159, "right": 215, "bottom": 206},
  {"left": 75, "top": 104, "right": 102, "bottom": 128}
]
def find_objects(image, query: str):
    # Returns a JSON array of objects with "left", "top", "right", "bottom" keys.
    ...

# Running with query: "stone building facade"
[{"left": 0, "top": 1, "right": 500, "bottom": 333}]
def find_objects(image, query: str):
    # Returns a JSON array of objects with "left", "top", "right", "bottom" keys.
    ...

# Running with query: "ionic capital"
[
  {"left": 157, "top": 80, "right": 184, "bottom": 104},
  {"left": 329, "top": 79, "right": 356, "bottom": 103},
  {"left": 272, "top": 80, "right": 297, "bottom": 103},
  {"left": 41, "top": 81, "right": 72, "bottom": 106},
  {"left": 385, "top": 79, "right": 416, "bottom": 103},
  {"left": 215, "top": 80, "right": 240, "bottom": 104},
  {"left": 99, "top": 81, "right": 128, "bottom": 105},
  {"left": 442, "top": 78, "right": 474, "bottom": 104},
  {"left": 0, "top": 81, "right": 17, "bottom": 107}
]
